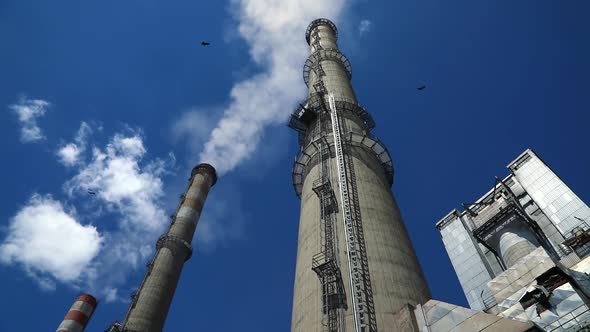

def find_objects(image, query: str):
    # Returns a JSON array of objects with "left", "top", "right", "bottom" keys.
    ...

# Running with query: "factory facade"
[{"left": 437, "top": 149, "right": 590, "bottom": 331}]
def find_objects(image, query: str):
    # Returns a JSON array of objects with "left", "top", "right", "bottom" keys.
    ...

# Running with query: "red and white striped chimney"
[{"left": 56, "top": 294, "right": 97, "bottom": 332}]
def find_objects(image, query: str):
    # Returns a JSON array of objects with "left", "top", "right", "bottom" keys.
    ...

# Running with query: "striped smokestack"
[
  {"left": 122, "top": 163, "right": 217, "bottom": 332},
  {"left": 56, "top": 293, "right": 97, "bottom": 332}
]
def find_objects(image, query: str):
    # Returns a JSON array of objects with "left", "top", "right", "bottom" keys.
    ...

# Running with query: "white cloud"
[
  {"left": 3, "top": 129, "right": 173, "bottom": 298},
  {"left": 66, "top": 133, "right": 166, "bottom": 230},
  {"left": 359, "top": 19, "right": 371, "bottom": 35},
  {"left": 75, "top": 121, "right": 93, "bottom": 143},
  {"left": 57, "top": 122, "right": 94, "bottom": 167},
  {"left": 10, "top": 96, "right": 50, "bottom": 143},
  {"left": 0, "top": 195, "right": 102, "bottom": 287},
  {"left": 63, "top": 131, "right": 172, "bottom": 299},
  {"left": 58, "top": 143, "right": 82, "bottom": 166},
  {"left": 198, "top": 0, "right": 347, "bottom": 175}
]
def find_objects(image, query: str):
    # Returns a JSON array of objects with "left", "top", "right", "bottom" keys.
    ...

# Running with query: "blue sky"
[{"left": 1, "top": 0, "right": 589, "bottom": 331}]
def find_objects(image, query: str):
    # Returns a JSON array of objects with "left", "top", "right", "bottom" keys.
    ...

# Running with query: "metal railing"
[{"left": 548, "top": 303, "right": 590, "bottom": 331}]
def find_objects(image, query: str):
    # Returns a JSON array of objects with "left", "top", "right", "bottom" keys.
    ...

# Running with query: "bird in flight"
[
  {"left": 87, "top": 189, "right": 97, "bottom": 195},
  {"left": 417, "top": 85, "right": 426, "bottom": 91},
  {"left": 201, "top": 41, "right": 211, "bottom": 46}
]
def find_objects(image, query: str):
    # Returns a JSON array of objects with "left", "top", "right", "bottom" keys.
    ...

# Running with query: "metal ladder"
[
  {"left": 340, "top": 114, "right": 378, "bottom": 332},
  {"left": 329, "top": 94, "right": 373, "bottom": 332},
  {"left": 312, "top": 110, "right": 347, "bottom": 332}
]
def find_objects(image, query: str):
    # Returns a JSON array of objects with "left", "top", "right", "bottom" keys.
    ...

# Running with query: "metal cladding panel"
[
  {"left": 510, "top": 150, "right": 590, "bottom": 236},
  {"left": 439, "top": 215, "right": 494, "bottom": 311},
  {"left": 414, "top": 300, "right": 535, "bottom": 332},
  {"left": 520, "top": 194, "right": 566, "bottom": 256},
  {"left": 488, "top": 247, "right": 554, "bottom": 304},
  {"left": 571, "top": 256, "right": 590, "bottom": 273},
  {"left": 498, "top": 282, "right": 590, "bottom": 331}
]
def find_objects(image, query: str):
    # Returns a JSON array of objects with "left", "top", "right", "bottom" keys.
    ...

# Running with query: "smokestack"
[
  {"left": 56, "top": 293, "right": 97, "bottom": 332},
  {"left": 289, "top": 19, "right": 430, "bottom": 331},
  {"left": 122, "top": 163, "right": 217, "bottom": 332}
]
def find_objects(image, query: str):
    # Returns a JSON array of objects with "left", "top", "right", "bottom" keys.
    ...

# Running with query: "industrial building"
[{"left": 437, "top": 149, "right": 590, "bottom": 331}]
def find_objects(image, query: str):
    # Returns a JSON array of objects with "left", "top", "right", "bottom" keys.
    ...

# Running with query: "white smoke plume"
[{"left": 198, "top": 0, "right": 347, "bottom": 174}]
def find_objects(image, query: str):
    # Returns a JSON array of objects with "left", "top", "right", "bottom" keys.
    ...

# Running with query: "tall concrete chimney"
[
  {"left": 56, "top": 293, "right": 97, "bottom": 332},
  {"left": 122, "top": 163, "right": 217, "bottom": 332},
  {"left": 288, "top": 19, "right": 430, "bottom": 331}
]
